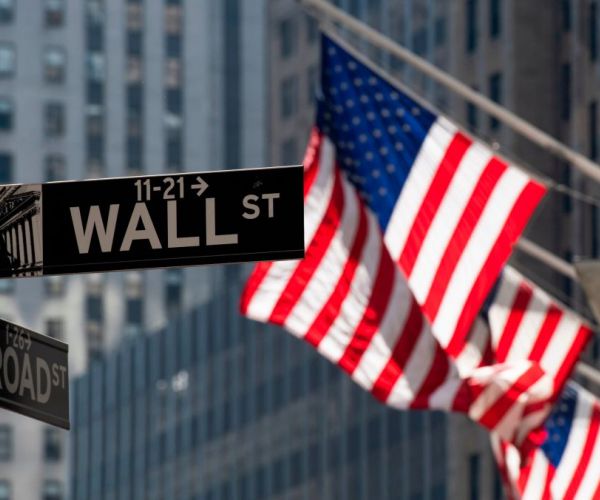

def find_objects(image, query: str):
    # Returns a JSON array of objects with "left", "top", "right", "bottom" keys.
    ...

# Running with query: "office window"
[
  {"left": 467, "top": 101, "right": 478, "bottom": 130},
  {"left": 0, "top": 425, "right": 12, "bottom": 461},
  {"left": 86, "top": 53, "right": 104, "bottom": 81},
  {"left": 127, "top": 84, "right": 143, "bottom": 115},
  {"left": 165, "top": 268, "right": 183, "bottom": 313},
  {"left": 87, "top": 23, "right": 103, "bottom": 52},
  {"left": 165, "top": 59, "right": 181, "bottom": 87},
  {"left": 0, "top": 153, "right": 12, "bottom": 183},
  {"left": 87, "top": 81, "right": 103, "bottom": 105},
  {"left": 562, "top": 0, "right": 571, "bottom": 32},
  {"left": 591, "top": 2, "right": 598, "bottom": 62},
  {"left": 280, "top": 18, "right": 296, "bottom": 58},
  {"left": 44, "top": 47, "right": 66, "bottom": 83},
  {"left": 126, "top": 4, "right": 142, "bottom": 30},
  {"left": 45, "top": 154, "right": 65, "bottom": 181},
  {"left": 466, "top": 0, "right": 477, "bottom": 53},
  {"left": 166, "top": 88, "right": 182, "bottom": 116},
  {"left": 0, "top": 0, "right": 14, "bottom": 24},
  {"left": 166, "top": 34, "right": 181, "bottom": 58},
  {"left": 469, "top": 453, "right": 480, "bottom": 500},
  {"left": 489, "top": 72, "right": 502, "bottom": 130},
  {"left": 281, "top": 137, "right": 297, "bottom": 164},
  {"left": 435, "top": 17, "right": 446, "bottom": 46},
  {"left": 0, "top": 98, "right": 12, "bottom": 131},
  {"left": 0, "top": 44, "right": 15, "bottom": 78},
  {"left": 280, "top": 76, "right": 298, "bottom": 119},
  {"left": 45, "top": 0, "right": 64, "bottom": 27},
  {"left": 166, "top": 133, "right": 182, "bottom": 170},
  {"left": 44, "top": 427, "right": 61, "bottom": 461},
  {"left": 87, "top": 134, "right": 104, "bottom": 163},
  {"left": 561, "top": 63, "right": 571, "bottom": 121},
  {"left": 42, "top": 480, "right": 63, "bottom": 500},
  {"left": 306, "top": 15, "right": 318, "bottom": 43},
  {"left": 127, "top": 30, "right": 142, "bottom": 57},
  {"left": 127, "top": 135, "right": 142, "bottom": 171},
  {"left": 490, "top": 0, "right": 501, "bottom": 38},
  {"left": 590, "top": 101, "right": 598, "bottom": 160},
  {"left": 0, "top": 481, "right": 10, "bottom": 500},
  {"left": 44, "top": 276, "right": 65, "bottom": 297},
  {"left": 45, "top": 318, "right": 63, "bottom": 340},
  {"left": 45, "top": 102, "right": 65, "bottom": 137},
  {"left": 86, "top": 293, "right": 103, "bottom": 323},
  {"left": 125, "top": 297, "right": 143, "bottom": 336},
  {"left": 165, "top": 5, "right": 182, "bottom": 34}
]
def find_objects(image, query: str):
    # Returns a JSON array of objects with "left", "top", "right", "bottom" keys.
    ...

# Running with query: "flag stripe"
[{"left": 495, "top": 284, "right": 534, "bottom": 362}]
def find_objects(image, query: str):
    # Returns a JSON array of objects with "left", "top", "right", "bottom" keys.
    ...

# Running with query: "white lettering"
[
  {"left": 70, "top": 205, "right": 120, "bottom": 254},
  {"left": 120, "top": 203, "right": 162, "bottom": 251},
  {"left": 19, "top": 353, "right": 35, "bottom": 401},
  {"left": 262, "top": 193, "right": 280, "bottom": 218},
  {"left": 167, "top": 200, "right": 200, "bottom": 248},
  {"left": 3, "top": 347, "right": 18, "bottom": 394},
  {"left": 205, "top": 198, "right": 238, "bottom": 246},
  {"left": 242, "top": 194, "right": 260, "bottom": 219},
  {"left": 36, "top": 358, "right": 51, "bottom": 404}
]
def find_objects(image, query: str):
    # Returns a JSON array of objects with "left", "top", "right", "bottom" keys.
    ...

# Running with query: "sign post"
[
  {"left": 0, "top": 318, "right": 69, "bottom": 429},
  {"left": 0, "top": 165, "right": 304, "bottom": 277}
]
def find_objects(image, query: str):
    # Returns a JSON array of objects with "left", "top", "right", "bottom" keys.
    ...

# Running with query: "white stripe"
[
  {"left": 488, "top": 266, "right": 523, "bottom": 352},
  {"left": 385, "top": 325, "right": 437, "bottom": 408},
  {"left": 284, "top": 179, "right": 360, "bottom": 336},
  {"left": 522, "top": 452, "right": 550, "bottom": 500},
  {"left": 539, "top": 313, "right": 581, "bottom": 378},
  {"left": 245, "top": 138, "right": 336, "bottom": 322},
  {"left": 408, "top": 143, "right": 492, "bottom": 304},
  {"left": 432, "top": 167, "right": 530, "bottom": 348},
  {"left": 575, "top": 412, "right": 600, "bottom": 500},
  {"left": 454, "top": 318, "right": 490, "bottom": 376},
  {"left": 351, "top": 266, "right": 414, "bottom": 390},
  {"left": 384, "top": 117, "right": 457, "bottom": 261},
  {"left": 504, "top": 292, "right": 549, "bottom": 364},
  {"left": 316, "top": 212, "right": 382, "bottom": 365},
  {"left": 552, "top": 394, "right": 595, "bottom": 498}
]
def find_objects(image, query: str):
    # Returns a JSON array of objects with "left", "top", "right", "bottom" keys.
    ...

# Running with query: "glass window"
[
  {"left": 0, "top": 480, "right": 10, "bottom": 500},
  {"left": 127, "top": 84, "right": 143, "bottom": 114},
  {"left": 0, "top": 44, "right": 15, "bottom": 78},
  {"left": 126, "top": 297, "right": 143, "bottom": 328},
  {"left": 489, "top": 72, "right": 502, "bottom": 130},
  {"left": 280, "top": 76, "right": 298, "bottom": 119},
  {"left": 86, "top": 53, "right": 104, "bottom": 81},
  {"left": 127, "top": 30, "right": 142, "bottom": 57},
  {"left": 127, "top": 135, "right": 142, "bottom": 171},
  {"left": 165, "top": 5, "right": 182, "bottom": 34},
  {"left": 166, "top": 88, "right": 182, "bottom": 115},
  {"left": 435, "top": 17, "right": 446, "bottom": 46},
  {"left": 44, "top": 427, "right": 61, "bottom": 461},
  {"left": 45, "top": 102, "right": 65, "bottom": 137},
  {"left": 280, "top": 18, "right": 296, "bottom": 58},
  {"left": 45, "top": 318, "right": 63, "bottom": 340},
  {"left": 87, "top": 81, "right": 103, "bottom": 105},
  {"left": 590, "top": 101, "right": 598, "bottom": 160},
  {"left": 490, "top": 0, "right": 501, "bottom": 38},
  {"left": 306, "top": 15, "right": 318, "bottom": 43},
  {"left": 86, "top": 294, "right": 103, "bottom": 323},
  {"left": 166, "top": 133, "right": 182, "bottom": 170},
  {"left": 44, "top": 276, "right": 65, "bottom": 297},
  {"left": 466, "top": 0, "right": 477, "bottom": 53},
  {"left": 0, "top": 425, "right": 12, "bottom": 461},
  {"left": 0, "top": 98, "right": 12, "bottom": 131},
  {"left": 45, "top": 154, "right": 65, "bottom": 181},
  {"left": 165, "top": 268, "right": 183, "bottom": 313},
  {"left": 0, "top": 0, "right": 14, "bottom": 24},
  {"left": 0, "top": 153, "right": 12, "bottom": 183},
  {"left": 166, "top": 34, "right": 181, "bottom": 58},
  {"left": 562, "top": 0, "right": 571, "bottom": 32},
  {"left": 281, "top": 137, "right": 297, "bottom": 165},
  {"left": 45, "top": 0, "right": 64, "bottom": 27},
  {"left": 561, "top": 63, "right": 571, "bottom": 121},
  {"left": 42, "top": 480, "right": 63, "bottom": 500},
  {"left": 44, "top": 47, "right": 66, "bottom": 83}
]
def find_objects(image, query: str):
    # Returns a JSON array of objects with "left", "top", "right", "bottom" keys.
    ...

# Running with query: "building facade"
[{"left": 70, "top": 279, "right": 501, "bottom": 500}]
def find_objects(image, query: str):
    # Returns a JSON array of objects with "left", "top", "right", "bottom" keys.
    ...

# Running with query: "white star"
[
  {"left": 388, "top": 125, "right": 397, "bottom": 134},
  {"left": 402, "top": 123, "right": 411, "bottom": 132},
  {"left": 390, "top": 91, "right": 399, "bottom": 100},
  {"left": 335, "top": 65, "right": 343, "bottom": 73},
  {"left": 372, "top": 169, "right": 381, "bottom": 178},
  {"left": 395, "top": 142, "right": 404, "bottom": 151},
  {"left": 380, "top": 147, "right": 388, "bottom": 155},
  {"left": 378, "top": 187, "right": 387, "bottom": 196},
  {"left": 352, "top": 117, "right": 361, "bottom": 125},
  {"left": 328, "top": 47, "right": 337, "bottom": 56},
  {"left": 381, "top": 108, "right": 391, "bottom": 118},
  {"left": 340, "top": 82, "right": 349, "bottom": 91},
  {"left": 359, "top": 134, "right": 367, "bottom": 143},
  {"left": 367, "top": 112, "right": 376, "bottom": 121},
  {"left": 344, "top": 157, "right": 353, "bottom": 166},
  {"left": 368, "top": 77, "right": 377, "bottom": 86},
  {"left": 360, "top": 95, "right": 369, "bottom": 103},
  {"left": 373, "top": 129, "right": 382, "bottom": 138},
  {"left": 375, "top": 93, "right": 384, "bottom": 102},
  {"left": 346, "top": 99, "right": 354, "bottom": 108},
  {"left": 365, "top": 152, "right": 374, "bottom": 161},
  {"left": 354, "top": 78, "right": 363, "bottom": 86},
  {"left": 348, "top": 61, "right": 357, "bottom": 70},
  {"left": 412, "top": 107, "right": 421, "bottom": 116},
  {"left": 386, "top": 164, "right": 395, "bottom": 173},
  {"left": 396, "top": 108, "right": 406, "bottom": 117}
]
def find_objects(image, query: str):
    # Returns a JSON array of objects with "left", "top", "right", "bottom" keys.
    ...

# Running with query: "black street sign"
[
  {"left": 0, "top": 165, "right": 304, "bottom": 277},
  {"left": 0, "top": 319, "right": 69, "bottom": 429}
]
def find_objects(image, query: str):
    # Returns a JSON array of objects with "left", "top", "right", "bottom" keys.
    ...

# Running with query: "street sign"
[
  {"left": 0, "top": 165, "right": 304, "bottom": 277},
  {"left": 0, "top": 318, "right": 69, "bottom": 429}
]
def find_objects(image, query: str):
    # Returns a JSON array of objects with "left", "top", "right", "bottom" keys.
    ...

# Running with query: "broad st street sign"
[
  {"left": 0, "top": 165, "right": 304, "bottom": 277},
  {"left": 0, "top": 318, "right": 69, "bottom": 429}
]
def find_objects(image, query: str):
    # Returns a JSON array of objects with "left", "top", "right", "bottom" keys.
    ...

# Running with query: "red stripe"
[
  {"left": 495, "top": 284, "right": 534, "bottom": 362},
  {"left": 304, "top": 201, "right": 368, "bottom": 347},
  {"left": 563, "top": 404, "right": 600, "bottom": 500},
  {"left": 337, "top": 243, "right": 396, "bottom": 375},
  {"left": 517, "top": 452, "right": 536, "bottom": 495},
  {"left": 303, "top": 128, "right": 323, "bottom": 198},
  {"left": 422, "top": 157, "right": 507, "bottom": 321},
  {"left": 446, "top": 180, "right": 546, "bottom": 358},
  {"left": 370, "top": 299, "right": 424, "bottom": 402},
  {"left": 398, "top": 132, "right": 472, "bottom": 276},
  {"left": 540, "top": 463, "right": 555, "bottom": 500},
  {"left": 554, "top": 325, "right": 593, "bottom": 390},
  {"left": 269, "top": 170, "right": 345, "bottom": 325},
  {"left": 239, "top": 262, "right": 274, "bottom": 314},
  {"left": 476, "top": 364, "right": 545, "bottom": 432},
  {"left": 410, "top": 344, "right": 450, "bottom": 409},
  {"left": 528, "top": 304, "right": 562, "bottom": 362}
]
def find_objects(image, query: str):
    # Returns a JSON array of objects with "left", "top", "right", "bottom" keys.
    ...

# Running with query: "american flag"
[
  {"left": 493, "top": 382, "right": 600, "bottom": 499},
  {"left": 241, "top": 127, "right": 559, "bottom": 447},
  {"left": 318, "top": 34, "right": 546, "bottom": 357}
]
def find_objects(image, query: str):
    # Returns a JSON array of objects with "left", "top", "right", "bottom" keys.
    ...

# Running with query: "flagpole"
[{"left": 300, "top": 0, "right": 600, "bottom": 186}]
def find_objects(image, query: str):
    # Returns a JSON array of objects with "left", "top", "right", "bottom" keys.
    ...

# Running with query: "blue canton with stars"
[
  {"left": 540, "top": 384, "right": 577, "bottom": 468},
  {"left": 317, "top": 35, "right": 436, "bottom": 231}
]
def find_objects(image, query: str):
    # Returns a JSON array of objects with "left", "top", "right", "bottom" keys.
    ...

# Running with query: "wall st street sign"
[
  {"left": 0, "top": 319, "right": 69, "bottom": 429},
  {"left": 0, "top": 165, "right": 304, "bottom": 277}
]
